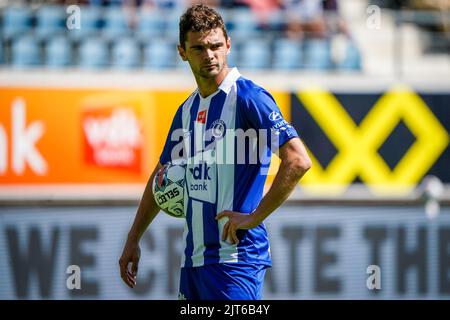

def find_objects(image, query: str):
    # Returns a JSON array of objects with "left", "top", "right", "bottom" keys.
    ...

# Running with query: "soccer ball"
[{"left": 152, "top": 160, "right": 186, "bottom": 218}]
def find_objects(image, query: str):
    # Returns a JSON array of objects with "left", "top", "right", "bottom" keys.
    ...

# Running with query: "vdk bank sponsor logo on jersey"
[
  {"left": 188, "top": 163, "right": 211, "bottom": 191},
  {"left": 186, "top": 149, "right": 217, "bottom": 203}
]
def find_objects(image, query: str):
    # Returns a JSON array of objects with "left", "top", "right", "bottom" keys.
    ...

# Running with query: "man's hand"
[
  {"left": 215, "top": 138, "right": 311, "bottom": 246},
  {"left": 118, "top": 240, "right": 141, "bottom": 288},
  {"left": 215, "top": 210, "right": 261, "bottom": 244},
  {"left": 118, "top": 163, "right": 162, "bottom": 288}
]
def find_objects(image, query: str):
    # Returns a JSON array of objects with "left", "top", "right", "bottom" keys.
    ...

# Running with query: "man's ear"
[
  {"left": 178, "top": 45, "right": 187, "bottom": 61},
  {"left": 226, "top": 37, "right": 231, "bottom": 55}
]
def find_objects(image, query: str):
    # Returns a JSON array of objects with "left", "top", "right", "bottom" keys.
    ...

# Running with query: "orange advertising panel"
[{"left": 0, "top": 88, "right": 190, "bottom": 184}]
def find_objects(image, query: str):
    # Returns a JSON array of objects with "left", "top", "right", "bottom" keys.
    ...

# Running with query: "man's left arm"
[{"left": 216, "top": 137, "right": 311, "bottom": 244}]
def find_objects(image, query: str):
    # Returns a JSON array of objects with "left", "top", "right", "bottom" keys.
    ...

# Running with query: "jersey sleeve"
[
  {"left": 159, "top": 106, "right": 184, "bottom": 165},
  {"left": 244, "top": 89, "right": 299, "bottom": 152}
]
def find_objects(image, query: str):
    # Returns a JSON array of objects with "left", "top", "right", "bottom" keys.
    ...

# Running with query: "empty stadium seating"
[
  {"left": 112, "top": 37, "right": 140, "bottom": 69},
  {"left": 67, "top": 5, "right": 101, "bottom": 41},
  {"left": 78, "top": 38, "right": 109, "bottom": 69},
  {"left": 11, "top": 35, "right": 41, "bottom": 67},
  {"left": 143, "top": 38, "right": 175, "bottom": 69},
  {"left": 0, "top": 4, "right": 362, "bottom": 71},
  {"left": 239, "top": 39, "right": 272, "bottom": 69},
  {"left": 45, "top": 35, "right": 72, "bottom": 68},
  {"left": 273, "top": 38, "right": 303, "bottom": 69},
  {"left": 302, "top": 39, "right": 333, "bottom": 70},
  {"left": 35, "top": 5, "right": 66, "bottom": 40},
  {"left": 2, "top": 6, "right": 32, "bottom": 41}
]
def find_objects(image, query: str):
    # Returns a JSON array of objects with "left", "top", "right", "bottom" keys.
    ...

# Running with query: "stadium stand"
[
  {"left": 102, "top": 5, "right": 132, "bottom": 40},
  {"left": 135, "top": 9, "right": 166, "bottom": 40},
  {"left": 111, "top": 37, "right": 140, "bottom": 69},
  {"left": 45, "top": 34, "right": 72, "bottom": 67},
  {"left": 273, "top": 38, "right": 303, "bottom": 69},
  {"left": 78, "top": 37, "right": 109, "bottom": 69},
  {"left": 0, "top": 0, "right": 447, "bottom": 74},
  {"left": 11, "top": 34, "right": 41, "bottom": 67},
  {"left": 143, "top": 37, "right": 176, "bottom": 69},
  {"left": 0, "top": 1, "right": 363, "bottom": 71},
  {"left": 67, "top": 5, "right": 102, "bottom": 41},
  {"left": 302, "top": 38, "right": 332, "bottom": 69},
  {"left": 2, "top": 5, "right": 32, "bottom": 41},
  {"left": 35, "top": 4, "right": 66, "bottom": 40},
  {"left": 239, "top": 38, "right": 272, "bottom": 69}
]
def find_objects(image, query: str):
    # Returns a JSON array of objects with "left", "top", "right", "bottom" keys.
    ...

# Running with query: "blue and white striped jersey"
[{"left": 160, "top": 68, "right": 299, "bottom": 268}]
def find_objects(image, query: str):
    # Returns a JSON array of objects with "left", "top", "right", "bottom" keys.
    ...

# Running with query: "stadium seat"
[
  {"left": 302, "top": 39, "right": 332, "bottom": 70},
  {"left": 111, "top": 38, "right": 140, "bottom": 69},
  {"left": 227, "top": 8, "right": 260, "bottom": 40},
  {"left": 143, "top": 39, "right": 175, "bottom": 69},
  {"left": 11, "top": 35, "right": 41, "bottom": 67},
  {"left": 136, "top": 9, "right": 167, "bottom": 41},
  {"left": 239, "top": 40, "right": 271, "bottom": 70},
  {"left": 226, "top": 46, "right": 238, "bottom": 68},
  {"left": 78, "top": 38, "right": 109, "bottom": 69},
  {"left": 273, "top": 39, "right": 302, "bottom": 69},
  {"left": 2, "top": 6, "right": 33, "bottom": 41},
  {"left": 165, "top": 9, "right": 186, "bottom": 41},
  {"left": 338, "top": 41, "right": 362, "bottom": 71},
  {"left": 67, "top": 5, "right": 101, "bottom": 41},
  {"left": 35, "top": 5, "right": 66, "bottom": 40},
  {"left": 102, "top": 7, "right": 132, "bottom": 40},
  {"left": 45, "top": 36, "right": 72, "bottom": 68},
  {"left": 265, "top": 10, "right": 284, "bottom": 33},
  {"left": 90, "top": 0, "right": 122, "bottom": 6}
]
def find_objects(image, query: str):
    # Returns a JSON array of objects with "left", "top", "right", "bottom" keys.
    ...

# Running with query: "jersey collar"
[{"left": 218, "top": 67, "right": 241, "bottom": 94}]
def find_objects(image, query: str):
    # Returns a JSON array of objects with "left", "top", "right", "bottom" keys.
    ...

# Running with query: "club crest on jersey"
[
  {"left": 210, "top": 119, "right": 226, "bottom": 139},
  {"left": 197, "top": 110, "right": 207, "bottom": 124}
]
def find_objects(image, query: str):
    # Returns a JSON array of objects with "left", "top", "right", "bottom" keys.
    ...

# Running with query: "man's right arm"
[
  {"left": 119, "top": 162, "right": 162, "bottom": 288},
  {"left": 127, "top": 162, "right": 163, "bottom": 242}
]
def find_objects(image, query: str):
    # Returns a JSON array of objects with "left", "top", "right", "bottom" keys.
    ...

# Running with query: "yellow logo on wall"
[{"left": 297, "top": 86, "right": 449, "bottom": 195}]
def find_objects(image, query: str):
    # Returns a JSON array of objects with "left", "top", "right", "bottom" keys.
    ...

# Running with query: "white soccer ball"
[{"left": 152, "top": 160, "right": 186, "bottom": 218}]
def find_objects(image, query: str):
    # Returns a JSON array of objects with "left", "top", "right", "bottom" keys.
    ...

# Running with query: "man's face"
[{"left": 178, "top": 28, "right": 231, "bottom": 80}]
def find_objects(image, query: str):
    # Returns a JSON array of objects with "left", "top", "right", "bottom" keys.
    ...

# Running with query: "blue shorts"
[{"left": 178, "top": 263, "right": 268, "bottom": 300}]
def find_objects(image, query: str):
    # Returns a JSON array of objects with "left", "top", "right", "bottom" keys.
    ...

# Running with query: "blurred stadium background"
[{"left": 0, "top": 0, "right": 449, "bottom": 299}]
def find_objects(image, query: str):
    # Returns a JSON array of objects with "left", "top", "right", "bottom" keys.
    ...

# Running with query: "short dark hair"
[{"left": 179, "top": 4, "right": 228, "bottom": 49}]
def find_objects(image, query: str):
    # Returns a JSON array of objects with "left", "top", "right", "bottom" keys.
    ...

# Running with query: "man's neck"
[{"left": 196, "top": 66, "right": 231, "bottom": 98}]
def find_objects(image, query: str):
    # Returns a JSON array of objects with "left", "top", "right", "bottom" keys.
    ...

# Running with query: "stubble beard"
[{"left": 198, "top": 57, "right": 228, "bottom": 79}]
